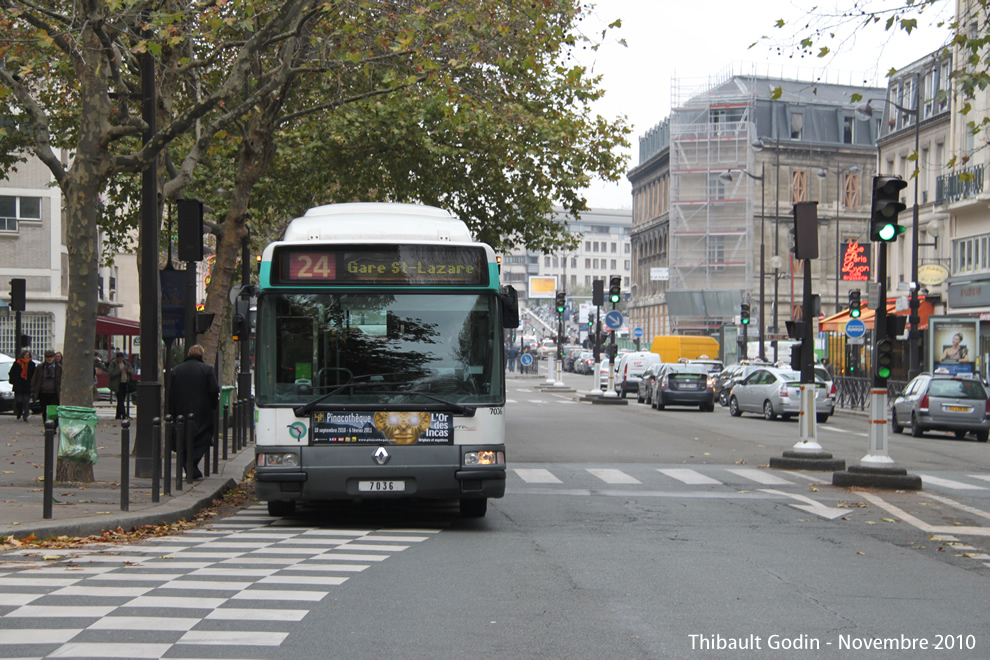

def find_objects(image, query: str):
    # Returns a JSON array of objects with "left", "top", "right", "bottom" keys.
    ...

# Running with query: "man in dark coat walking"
[{"left": 168, "top": 344, "right": 220, "bottom": 479}]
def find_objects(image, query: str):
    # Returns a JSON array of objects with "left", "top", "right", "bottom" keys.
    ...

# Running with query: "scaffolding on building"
[{"left": 668, "top": 73, "right": 756, "bottom": 332}]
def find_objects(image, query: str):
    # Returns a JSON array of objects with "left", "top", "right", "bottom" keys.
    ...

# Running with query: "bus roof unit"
[{"left": 285, "top": 203, "right": 473, "bottom": 243}]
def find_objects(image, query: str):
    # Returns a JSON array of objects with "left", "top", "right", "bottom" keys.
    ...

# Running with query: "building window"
[
  {"left": 708, "top": 173, "right": 725, "bottom": 200},
  {"left": 585, "top": 241, "right": 591, "bottom": 251},
  {"left": 611, "top": 243, "right": 617, "bottom": 253},
  {"left": 544, "top": 256, "right": 551, "bottom": 267},
  {"left": 843, "top": 173, "right": 859, "bottom": 209},
  {"left": 790, "top": 112, "right": 803, "bottom": 140},
  {"left": 708, "top": 236, "right": 725, "bottom": 272},
  {"left": 791, "top": 170, "right": 807, "bottom": 203},
  {"left": 842, "top": 116, "right": 854, "bottom": 144},
  {"left": 0, "top": 196, "right": 42, "bottom": 232},
  {"left": 585, "top": 258, "right": 591, "bottom": 269},
  {"left": 570, "top": 257, "right": 577, "bottom": 269},
  {"left": 610, "top": 259, "right": 617, "bottom": 270},
  {"left": 952, "top": 233, "right": 990, "bottom": 275}
]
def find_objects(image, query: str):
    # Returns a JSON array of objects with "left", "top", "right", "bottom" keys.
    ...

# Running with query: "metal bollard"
[
  {"left": 151, "top": 417, "right": 161, "bottom": 503},
  {"left": 222, "top": 402, "right": 229, "bottom": 460},
  {"left": 185, "top": 412, "right": 195, "bottom": 484},
  {"left": 234, "top": 400, "right": 242, "bottom": 452},
  {"left": 43, "top": 420, "right": 56, "bottom": 520},
  {"left": 175, "top": 415, "right": 185, "bottom": 492},
  {"left": 163, "top": 415, "right": 173, "bottom": 497},
  {"left": 248, "top": 396, "right": 255, "bottom": 446},
  {"left": 120, "top": 420, "right": 130, "bottom": 512},
  {"left": 212, "top": 407, "right": 219, "bottom": 475}
]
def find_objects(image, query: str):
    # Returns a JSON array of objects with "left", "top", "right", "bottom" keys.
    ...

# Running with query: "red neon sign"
[{"left": 841, "top": 241, "right": 870, "bottom": 281}]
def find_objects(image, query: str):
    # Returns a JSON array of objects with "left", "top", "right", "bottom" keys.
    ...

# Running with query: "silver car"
[
  {"left": 891, "top": 373, "right": 990, "bottom": 442},
  {"left": 728, "top": 368, "right": 834, "bottom": 423}
]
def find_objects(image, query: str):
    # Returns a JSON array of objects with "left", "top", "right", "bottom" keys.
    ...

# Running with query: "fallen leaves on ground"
[{"left": 0, "top": 481, "right": 255, "bottom": 551}]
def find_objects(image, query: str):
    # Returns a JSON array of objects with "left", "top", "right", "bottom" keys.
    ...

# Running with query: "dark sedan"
[{"left": 651, "top": 364, "right": 715, "bottom": 411}]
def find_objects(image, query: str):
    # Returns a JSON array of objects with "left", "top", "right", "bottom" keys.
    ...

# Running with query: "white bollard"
[
  {"left": 545, "top": 356, "right": 556, "bottom": 385},
  {"left": 861, "top": 387, "right": 895, "bottom": 467},
  {"left": 602, "top": 357, "right": 617, "bottom": 398},
  {"left": 791, "top": 384, "right": 821, "bottom": 453}
]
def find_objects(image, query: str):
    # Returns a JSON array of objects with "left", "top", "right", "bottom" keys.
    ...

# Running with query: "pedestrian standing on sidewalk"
[
  {"left": 7, "top": 349, "right": 36, "bottom": 422},
  {"left": 108, "top": 351, "right": 133, "bottom": 419},
  {"left": 169, "top": 344, "right": 220, "bottom": 480},
  {"left": 31, "top": 350, "right": 62, "bottom": 424}
]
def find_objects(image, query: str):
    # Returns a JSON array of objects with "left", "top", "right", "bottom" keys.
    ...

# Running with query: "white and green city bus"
[{"left": 253, "top": 203, "right": 518, "bottom": 518}]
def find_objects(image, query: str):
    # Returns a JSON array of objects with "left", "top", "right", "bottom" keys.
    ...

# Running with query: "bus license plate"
[{"left": 359, "top": 480, "right": 405, "bottom": 492}]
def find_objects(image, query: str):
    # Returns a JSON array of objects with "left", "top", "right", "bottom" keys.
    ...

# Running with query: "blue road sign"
[
  {"left": 845, "top": 318, "right": 867, "bottom": 339},
  {"left": 520, "top": 353, "right": 534, "bottom": 367},
  {"left": 605, "top": 311, "right": 623, "bottom": 330},
  {"left": 633, "top": 327, "right": 644, "bottom": 338}
]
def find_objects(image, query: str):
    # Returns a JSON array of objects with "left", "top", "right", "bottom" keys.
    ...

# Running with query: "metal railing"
[{"left": 834, "top": 377, "right": 907, "bottom": 411}]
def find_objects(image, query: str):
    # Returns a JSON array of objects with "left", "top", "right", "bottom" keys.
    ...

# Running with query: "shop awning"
[
  {"left": 96, "top": 315, "right": 140, "bottom": 336},
  {"left": 820, "top": 298, "right": 934, "bottom": 333}
]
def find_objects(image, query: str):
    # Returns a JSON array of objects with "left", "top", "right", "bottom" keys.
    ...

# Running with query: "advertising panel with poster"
[
  {"left": 930, "top": 317, "right": 979, "bottom": 375},
  {"left": 528, "top": 275, "right": 557, "bottom": 300}
]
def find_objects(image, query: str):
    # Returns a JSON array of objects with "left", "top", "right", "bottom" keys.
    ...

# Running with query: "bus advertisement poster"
[{"left": 311, "top": 411, "right": 452, "bottom": 445}]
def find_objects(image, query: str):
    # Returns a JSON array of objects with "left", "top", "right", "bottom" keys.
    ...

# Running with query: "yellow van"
[{"left": 649, "top": 335, "right": 720, "bottom": 363}]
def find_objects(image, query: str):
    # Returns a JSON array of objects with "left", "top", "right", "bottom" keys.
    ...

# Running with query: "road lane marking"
[
  {"left": 586, "top": 468, "right": 641, "bottom": 484},
  {"left": 759, "top": 489, "right": 847, "bottom": 519},
  {"left": 513, "top": 468, "right": 562, "bottom": 483},
  {"left": 657, "top": 468, "right": 721, "bottom": 485},
  {"left": 918, "top": 475, "right": 989, "bottom": 490},
  {"left": 726, "top": 469, "right": 794, "bottom": 485}
]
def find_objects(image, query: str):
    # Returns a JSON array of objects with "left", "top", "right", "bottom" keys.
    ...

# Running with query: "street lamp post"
[
  {"left": 752, "top": 136, "right": 782, "bottom": 361},
  {"left": 856, "top": 73, "right": 922, "bottom": 377},
  {"left": 817, "top": 165, "right": 861, "bottom": 314},
  {"left": 720, "top": 164, "right": 766, "bottom": 361}
]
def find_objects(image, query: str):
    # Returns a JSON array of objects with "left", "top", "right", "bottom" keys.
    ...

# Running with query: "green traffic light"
[
  {"left": 877, "top": 366, "right": 892, "bottom": 379},
  {"left": 878, "top": 223, "right": 896, "bottom": 241},
  {"left": 850, "top": 309, "right": 861, "bottom": 318},
  {"left": 741, "top": 318, "right": 749, "bottom": 325}
]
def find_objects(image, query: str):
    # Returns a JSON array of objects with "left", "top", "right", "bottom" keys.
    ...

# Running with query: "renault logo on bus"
[{"left": 373, "top": 447, "right": 390, "bottom": 465}]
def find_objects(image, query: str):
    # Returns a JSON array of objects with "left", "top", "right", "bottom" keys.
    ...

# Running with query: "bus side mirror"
[{"left": 500, "top": 286, "right": 519, "bottom": 329}]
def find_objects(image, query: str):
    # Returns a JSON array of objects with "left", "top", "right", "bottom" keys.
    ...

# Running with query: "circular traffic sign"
[
  {"left": 845, "top": 318, "right": 867, "bottom": 339},
  {"left": 633, "top": 327, "right": 644, "bottom": 338},
  {"left": 520, "top": 353, "right": 534, "bottom": 366},
  {"left": 605, "top": 311, "right": 623, "bottom": 330}
]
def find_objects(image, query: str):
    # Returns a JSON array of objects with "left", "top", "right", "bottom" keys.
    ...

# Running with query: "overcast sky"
[{"left": 576, "top": 0, "right": 955, "bottom": 209}]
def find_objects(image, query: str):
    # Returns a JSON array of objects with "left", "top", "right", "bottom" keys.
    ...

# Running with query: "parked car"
[
  {"left": 891, "top": 373, "right": 990, "bottom": 441},
  {"left": 651, "top": 363, "right": 715, "bottom": 411},
  {"left": 562, "top": 346, "right": 584, "bottom": 372},
  {"left": 637, "top": 363, "right": 664, "bottom": 404},
  {"left": 574, "top": 351, "right": 595, "bottom": 375},
  {"left": 614, "top": 351, "right": 661, "bottom": 398},
  {"left": 727, "top": 368, "right": 833, "bottom": 423},
  {"left": 714, "top": 362, "right": 771, "bottom": 407},
  {"left": 815, "top": 365, "right": 836, "bottom": 401},
  {"left": 538, "top": 338, "right": 557, "bottom": 359}
]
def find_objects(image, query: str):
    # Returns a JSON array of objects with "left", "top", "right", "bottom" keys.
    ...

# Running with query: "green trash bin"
[
  {"left": 221, "top": 385, "right": 235, "bottom": 412},
  {"left": 56, "top": 406, "right": 99, "bottom": 465}
]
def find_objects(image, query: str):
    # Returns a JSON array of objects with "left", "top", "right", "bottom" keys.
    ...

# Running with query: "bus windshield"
[{"left": 256, "top": 291, "right": 504, "bottom": 407}]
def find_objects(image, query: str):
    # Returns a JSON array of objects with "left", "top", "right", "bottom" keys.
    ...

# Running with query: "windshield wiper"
[{"left": 293, "top": 380, "right": 476, "bottom": 417}]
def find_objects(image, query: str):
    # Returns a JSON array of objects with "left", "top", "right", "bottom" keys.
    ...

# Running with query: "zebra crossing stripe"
[
  {"left": 726, "top": 469, "right": 795, "bottom": 486},
  {"left": 919, "top": 475, "right": 989, "bottom": 490},
  {"left": 586, "top": 468, "right": 641, "bottom": 484},
  {"left": 514, "top": 468, "right": 562, "bottom": 483},
  {"left": 657, "top": 468, "right": 721, "bottom": 485}
]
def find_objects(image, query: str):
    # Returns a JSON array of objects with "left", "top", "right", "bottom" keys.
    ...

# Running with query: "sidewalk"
[{"left": 0, "top": 400, "right": 255, "bottom": 541}]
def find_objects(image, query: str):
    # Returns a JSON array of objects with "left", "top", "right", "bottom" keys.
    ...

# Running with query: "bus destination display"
[{"left": 276, "top": 245, "right": 487, "bottom": 286}]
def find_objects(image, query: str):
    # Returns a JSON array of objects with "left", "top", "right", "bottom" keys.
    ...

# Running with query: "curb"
[{"left": 0, "top": 450, "right": 256, "bottom": 541}]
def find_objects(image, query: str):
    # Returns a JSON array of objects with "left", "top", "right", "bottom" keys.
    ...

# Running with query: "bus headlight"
[
  {"left": 257, "top": 452, "right": 299, "bottom": 467},
  {"left": 464, "top": 450, "right": 504, "bottom": 466}
]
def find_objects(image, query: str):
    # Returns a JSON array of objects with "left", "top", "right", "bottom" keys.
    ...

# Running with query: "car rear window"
[{"left": 928, "top": 379, "right": 988, "bottom": 400}]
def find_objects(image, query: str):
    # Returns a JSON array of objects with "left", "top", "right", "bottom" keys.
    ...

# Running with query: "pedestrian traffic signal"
[
  {"left": 870, "top": 176, "right": 907, "bottom": 242},
  {"left": 9, "top": 278, "right": 25, "bottom": 311},
  {"left": 608, "top": 276, "right": 621, "bottom": 304},
  {"left": 555, "top": 291, "right": 566, "bottom": 314},
  {"left": 875, "top": 336, "right": 894, "bottom": 381},
  {"left": 740, "top": 303, "right": 750, "bottom": 325},
  {"left": 848, "top": 289, "right": 861, "bottom": 318}
]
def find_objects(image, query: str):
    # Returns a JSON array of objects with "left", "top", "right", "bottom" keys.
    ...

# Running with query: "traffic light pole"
[
  {"left": 832, "top": 221, "right": 920, "bottom": 489},
  {"left": 797, "top": 257, "right": 819, "bottom": 449}
]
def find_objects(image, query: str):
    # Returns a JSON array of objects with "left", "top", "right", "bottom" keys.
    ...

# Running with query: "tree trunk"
[{"left": 56, "top": 459, "right": 94, "bottom": 483}]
